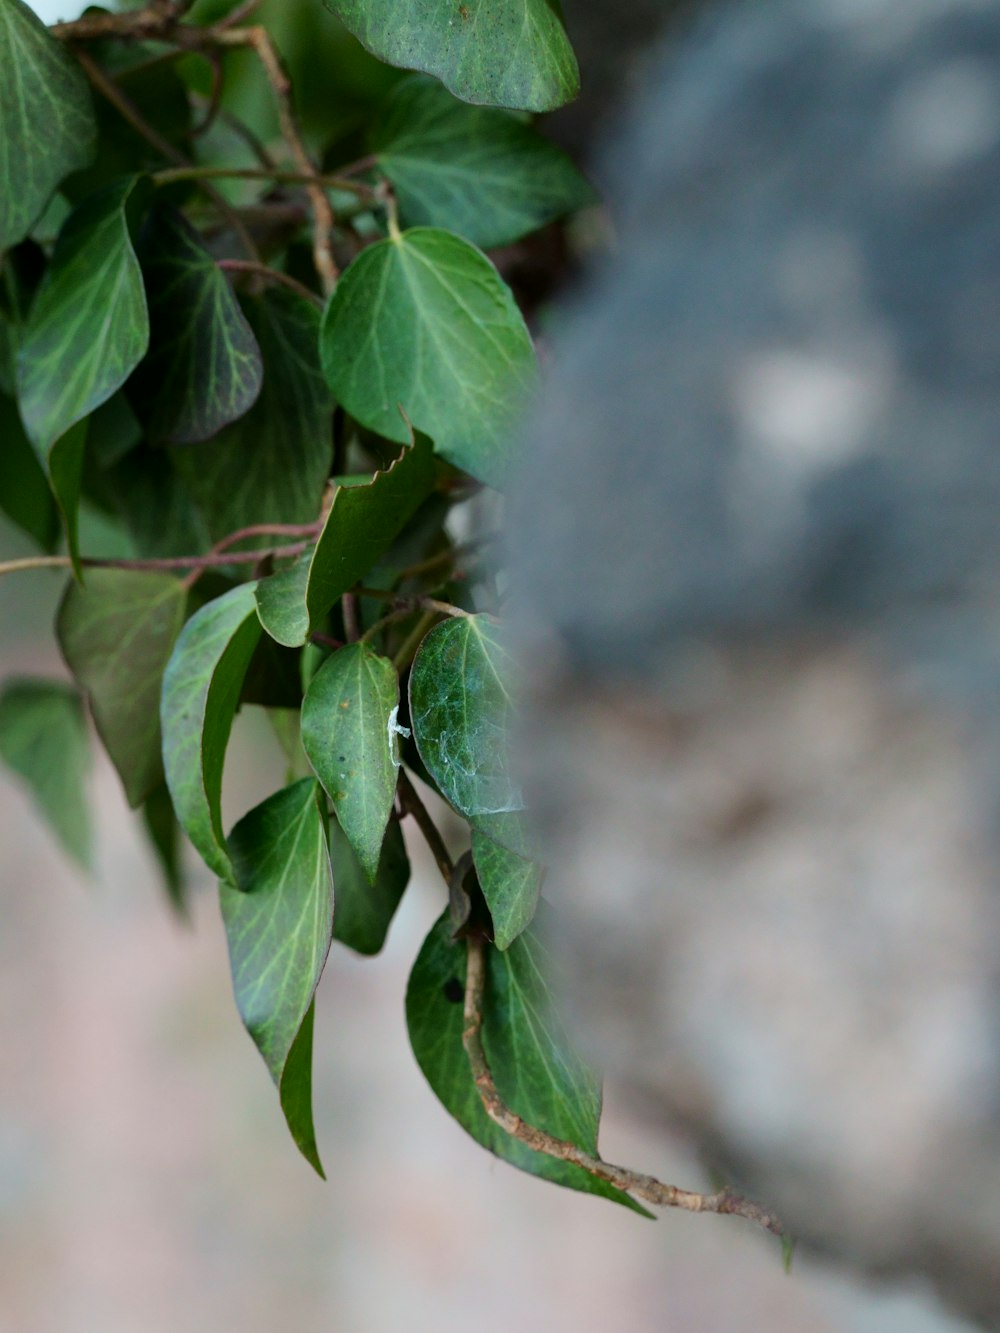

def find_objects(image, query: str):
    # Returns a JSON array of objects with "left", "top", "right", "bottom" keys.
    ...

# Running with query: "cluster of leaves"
[{"left": 0, "top": 0, "right": 633, "bottom": 1207}]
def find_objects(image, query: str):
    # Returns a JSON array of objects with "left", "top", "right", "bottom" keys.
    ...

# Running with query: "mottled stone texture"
[{"left": 509, "top": 1, "right": 1000, "bottom": 1324}]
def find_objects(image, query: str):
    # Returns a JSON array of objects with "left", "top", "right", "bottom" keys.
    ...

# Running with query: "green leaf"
[
  {"left": 0, "top": 677, "right": 91, "bottom": 870},
  {"left": 220, "top": 778, "right": 334, "bottom": 1175},
  {"left": 255, "top": 436, "right": 436, "bottom": 647},
  {"left": 132, "top": 206, "right": 263, "bottom": 443},
  {"left": 141, "top": 781, "right": 186, "bottom": 917},
  {"left": 169, "top": 287, "right": 332, "bottom": 541},
  {"left": 0, "top": 393, "right": 59, "bottom": 549},
  {"left": 409, "top": 613, "right": 521, "bottom": 817},
  {"left": 301, "top": 642, "right": 399, "bottom": 883},
  {"left": 326, "top": 0, "right": 579, "bottom": 112},
  {"left": 16, "top": 175, "right": 151, "bottom": 455},
  {"left": 320, "top": 228, "right": 536, "bottom": 488},
  {"left": 406, "top": 912, "right": 647, "bottom": 1212},
  {"left": 472, "top": 827, "right": 542, "bottom": 949},
  {"left": 160, "top": 583, "right": 262, "bottom": 883},
  {"left": 57, "top": 569, "right": 187, "bottom": 808},
  {"left": 374, "top": 75, "right": 595, "bottom": 248},
  {"left": 329, "top": 816, "right": 410, "bottom": 955},
  {"left": 0, "top": 0, "right": 96, "bottom": 252}
]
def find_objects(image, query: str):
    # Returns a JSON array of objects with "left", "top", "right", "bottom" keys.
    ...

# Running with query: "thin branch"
[
  {"left": 217, "top": 259, "right": 322, "bottom": 307},
  {"left": 153, "top": 163, "right": 377, "bottom": 201},
  {"left": 72, "top": 47, "right": 259, "bottom": 261},
  {"left": 392, "top": 609, "right": 439, "bottom": 672},
  {"left": 461, "top": 935, "right": 784, "bottom": 1238},
  {"left": 397, "top": 769, "right": 454, "bottom": 886},
  {"left": 341, "top": 592, "right": 360, "bottom": 643},
  {"left": 0, "top": 542, "right": 308, "bottom": 582},
  {"left": 212, "top": 25, "right": 337, "bottom": 291}
]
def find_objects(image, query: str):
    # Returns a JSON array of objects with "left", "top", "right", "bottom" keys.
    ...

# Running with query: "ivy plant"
[{"left": 0, "top": 0, "right": 781, "bottom": 1241}]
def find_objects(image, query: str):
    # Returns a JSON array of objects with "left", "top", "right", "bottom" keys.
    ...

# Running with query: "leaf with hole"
[
  {"left": 169, "top": 287, "right": 332, "bottom": 541},
  {"left": 132, "top": 206, "right": 263, "bottom": 444},
  {"left": 409, "top": 612, "right": 521, "bottom": 817},
  {"left": 58, "top": 568, "right": 187, "bottom": 808},
  {"left": 160, "top": 582, "right": 262, "bottom": 883},
  {"left": 0, "top": 677, "right": 91, "bottom": 870},
  {"left": 326, "top": 0, "right": 579, "bottom": 112},
  {"left": 255, "top": 436, "right": 436, "bottom": 647},
  {"left": 0, "top": 0, "right": 96, "bottom": 251},
  {"left": 375, "top": 75, "right": 595, "bottom": 248},
  {"left": 221, "top": 778, "right": 334, "bottom": 1175},
  {"left": 406, "top": 911, "right": 647, "bottom": 1212},
  {"left": 320, "top": 228, "right": 536, "bottom": 489},
  {"left": 301, "top": 642, "right": 399, "bottom": 883}
]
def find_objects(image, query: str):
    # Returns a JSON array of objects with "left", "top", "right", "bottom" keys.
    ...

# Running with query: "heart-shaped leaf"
[
  {"left": 472, "top": 827, "right": 542, "bottom": 949},
  {"left": 221, "top": 778, "right": 334, "bottom": 1175},
  {"left": 0, "top": 677, "right": 92, "bottom": 870},
  {"left": 58, "top": 568, "right": 187, "bottom": 808},
  {"left": 320, "top": 228, "right": 536, "bottom": 489},
  {"left": 0, "top": 0, "right": 97, "bottom": 252},
  {"left": 169, "top": 287, "right": 332, "bottom": 540},
  {"left": 16, "top": 175, "right": 151, "bottom": 455},
  {"left": 406, "top": 912, "right": 648, "bottom": 1212},
  {"left": 132, "top": 206, "right": 263, "bottom": 444},
  {"left": 375, "top": 75, "right": 595, "bottom": 248},
  {"left": 409, "top": 613, "right": 522, "bottom": 817},
  {"left": 160, "top": 583, "right": 262, "bottom": 882},
  {"left": 255, "top": 437, "right": 436, "bottom": 647},
  {"left": 325, "top": 0, "right": 579, "bottom": 112},
  {"left": 329, "top": 817, "right": 410, "bottom": 956}
]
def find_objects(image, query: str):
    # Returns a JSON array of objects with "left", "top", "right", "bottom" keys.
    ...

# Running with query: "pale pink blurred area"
[{"left": 0, "top": 536, "right": 970, "bottom": 1333}]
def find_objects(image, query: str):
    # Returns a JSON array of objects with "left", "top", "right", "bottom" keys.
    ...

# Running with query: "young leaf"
[
  {"left": 168, "top": 287, "right": 332, "bottom": 541},
  {"left": 326, "top": 0, "right": 579, "bottom": 112},
  {"left": 255, "top": 437, "right": 436, "bottom": 647},
  {"left": 16, "top": 175, "right": 151, "bottom": 456},
  {"left": 141, "top": 781, "right": 186, "bottom": 917},
  {"left": 0, "top": 393, "right": 59, "bottom": 550},
  {"left": 320, "top": 228, "right": 536, "bottom": 489},
  {"left": 0, "top": 0, "right": 97, "bottom": 251},
  {"left": 374, "top": 75, "right": 596, "bottom": 248},
  {"left": 329, "top": 817, "right": 410, "bottom": 956},
  {"left": 0, "top": 678, "right": 91, "bottom": 870},
  {"left": 406, "top": 912, "right": 647, "bottom": 1212},
  {"left": 301, "top": 642, "right": 399, "bottom": 883},
  {"left": 132, "top": 206, "right": 263, "bottom": 444},
  {"left": 160, "top": 583, "right": 262, "bottom": 883},
  {"left": 472, "top": 828, "right": 542, "bottom": 949},
  {"left": 57, "top": 569, "right": 187, "bottom": 808},
  {"left": 409, "top": 613, "right": 522, "bottom": 817},
  {"left": 220, "top": 778, "right": 334, "bottom": 1176}
]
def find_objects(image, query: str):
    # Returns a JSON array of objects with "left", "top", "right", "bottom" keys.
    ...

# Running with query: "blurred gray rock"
[{"left": 509, "top": 1, "right": 1000, "bottom": 1324}]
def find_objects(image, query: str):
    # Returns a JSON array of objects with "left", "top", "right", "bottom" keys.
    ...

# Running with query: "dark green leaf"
[
  {"left": 0, "top": 677, "right": 91, "bottom": 870},
  {"left": 220, "top": 778, "right": 334, "bottom": 1175},
  {"left": 320, "top": 228, "right": 536, "bottom": 488},
  {"left": 472, "top": 827, "right": 542, "bottom": 949},
  {"left": 326, "top": 0, "right": 579, "bottom": 112},
  {"left": 105, "top": 445, "right": 211, "bottom": 559},
  {"left": 0, "top": 0, "right": 96, "bottom": 251},
  {"left": 301, "top": 642, "right": 399, "bottom": 882},
  {"left": 255, "top": 436, "right": 436, "bottom": 647},
  {"left": 169, "top": 287, "right": 332, "bottom": 540},
  {"left": 406, "top": 912, "right": 647, "bottom": 1212},
  {"left": 329, "top": 816, "right": 410, "bottom": 955},
  {"left": 132, "top": 206, "right": 263, "bottom": 443},
  {"left": 0, "top": 393, "right": 59, "bottom": 549},
  {"left": 375, "top": 75, "right": 595, "bottom": 248},
  {"left": 141, "top": 781, "right": 186, "bottom": 917},
  {"left": 409, "top": 612, "right": 521, "bottom": 817},
  {"left": 57, "top": 569, "right": 187, "bottom": 808},
  {"left": 16, "top": 176, "right": 151, "bottom": 455},
  {"left": 160, "top": 583, "right": 262, "bottom": 883}
]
